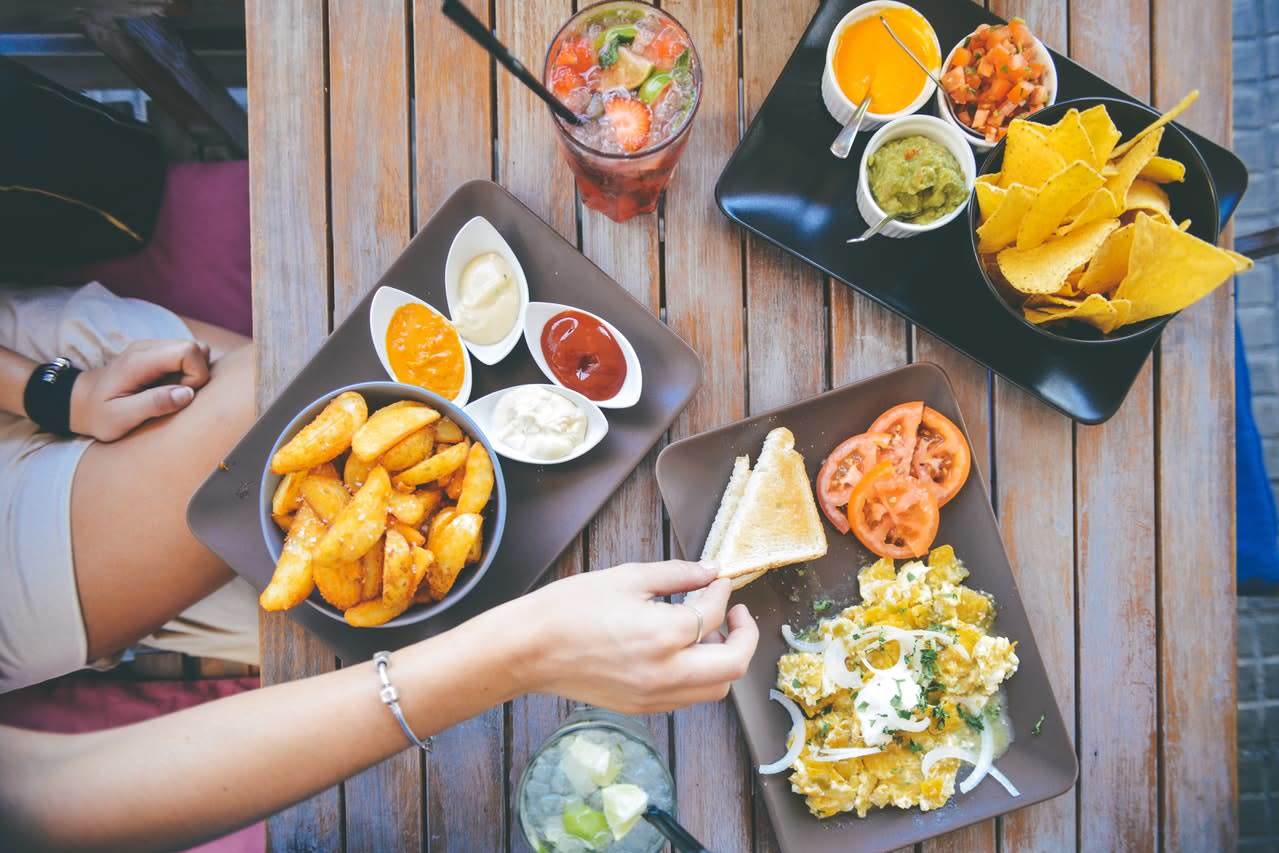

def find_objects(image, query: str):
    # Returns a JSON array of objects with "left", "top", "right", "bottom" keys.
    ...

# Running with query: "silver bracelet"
[{"left": 373, "top": 651, "right": 432, "bottom": 752}]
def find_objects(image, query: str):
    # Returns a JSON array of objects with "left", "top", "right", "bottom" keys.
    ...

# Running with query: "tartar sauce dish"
[
  {"left": 444, "top": 215, "right": 530, "bottom": 365},
  {"left": 464, "top": 383, "right": 609, "bottom": 466},
  {"left": 524, "top": 301, "right": 643, "bottom": 408},
  {"left": 369, "top": 286, "right": 474, "bottom": 405}
]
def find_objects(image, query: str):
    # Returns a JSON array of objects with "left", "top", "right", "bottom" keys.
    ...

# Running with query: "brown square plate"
[
  {"left": 655, "top": 363, "right": 1076, "bottom": 853},
  {"left": 187, "top": 180, "right": 701, "bottom": 662}
]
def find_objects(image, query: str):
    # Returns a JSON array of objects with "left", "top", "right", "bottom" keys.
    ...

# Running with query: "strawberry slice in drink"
[{"left": 604, "top": 97, "right": 651, "bottom": 153}]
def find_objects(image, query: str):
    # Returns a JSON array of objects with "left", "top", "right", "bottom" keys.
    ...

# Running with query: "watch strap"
[{"left": 23, "top": 357, "right": 81, "bottom": 437}]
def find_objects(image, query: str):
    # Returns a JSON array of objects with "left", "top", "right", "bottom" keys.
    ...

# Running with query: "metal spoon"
[
  {"left": 846, "top": 210, "right": 921, "bottom": 243},
  {"left": 830, "top": 77, "right": 873, "bottom": 159}
]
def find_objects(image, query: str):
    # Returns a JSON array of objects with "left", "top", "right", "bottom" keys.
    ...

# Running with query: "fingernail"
[{"left": 171, "top": 386, "right": 195, "bottom": 406}]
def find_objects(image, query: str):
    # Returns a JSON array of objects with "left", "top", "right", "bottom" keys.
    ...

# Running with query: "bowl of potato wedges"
[{"left": 259, "top": 381, "right": 506, "bottom": 628}]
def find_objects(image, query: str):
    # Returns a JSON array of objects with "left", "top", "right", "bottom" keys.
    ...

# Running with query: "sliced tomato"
[
  {"left": 868, "top": 401, "right": 925, "bottom": 469},
  {"left": 846, "top": 462, "right": 940, "bottom": 560},
  {"left": 816, "top": 431, "right": 895, "bottom": 533},
  {"left": 911, "top": 407, "right": 971, "bottom": 506}
]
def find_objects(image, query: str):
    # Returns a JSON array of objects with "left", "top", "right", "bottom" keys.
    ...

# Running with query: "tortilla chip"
[
  {"left": 1058, "top": 187, "right": 1122, "bottom": 236},
  {"left": 1178, "top": 219, "right": 1192, "bottom": 232},
  {"left": 977, "top": 183, "right": 1038, "bottom": 254},
  {"left": 975, "top": 181, "right": 1008, "bottom": 223},
  {"left": 1104, "top": 298, "right": 1133, "bottom": 333},
  {"left": 1124, "top": 179, "right": 1173, "bottom": 222},
  {"left": 1023, "top": 293, "right": 1119, "bottom": 330},
  {"left": 1109, "top": 90, "right": 1199, "bottom": 160},
  {"left": 1101, "top": 163, "right": 1119, "bottom": 177},
  {"left": 1114, "top": 213, "right": 1244, "bottom": 323},
  {"left": 997, "top": 219, "right": 1121, "bottom": 294},
  {"left": 1046, "top": 110, "right": 1098, "bottom": 168},
  {"left": 1078, "top": 104, "right": 1122, "bottom": 165},
  {"left": 1226, "top": 249, "right": 1255, "bottom": 273},
  {"left": 1138, "top": 155, "right": 1186, "bottom": 183},
  {"left": 1103, "top": 126, "right": 1164, "bottom": 207},
  {"left": 1000, "top": 120, "right": 1066, "bottom": 189},
  {"left": 1077, "top": 223, "right": 1135, "bottom": 294},
  {"left": 1016, "top": 161, "right": 1106, "bottom": 249}
]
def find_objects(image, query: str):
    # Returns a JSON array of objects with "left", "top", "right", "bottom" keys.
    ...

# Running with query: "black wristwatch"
[{"left": 23, "top": 357, "right": 82, "bottom": 437}]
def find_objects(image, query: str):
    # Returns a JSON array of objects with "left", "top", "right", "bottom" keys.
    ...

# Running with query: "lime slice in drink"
[
  {"left": 560, "top": 736, "right": 621, "bottom": 797},
  {"left": 562, "top": 801, "right": 609, "bottom": 845},
  {"left": 602, "top": 784, "right": 649, "bottom": 841}
]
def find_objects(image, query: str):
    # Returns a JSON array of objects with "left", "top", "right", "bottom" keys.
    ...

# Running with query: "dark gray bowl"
[
  {"left": 969, "top": 96, "right": 1219, "bottom": 345},
  {"left": 259, "top": 380, "right": 507, "bottom": 628}
]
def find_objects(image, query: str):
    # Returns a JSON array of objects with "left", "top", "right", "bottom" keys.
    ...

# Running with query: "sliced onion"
[
  {"left": 959, "top": 719, "right": 995, "bottom": 794},
  {"left": 859, "top": 651, "right": 898, "bottom": 675},
  {"left": 888, "top": 715, "right": 931, "bottom": 733},
  {"left": 759, "top": 689, "right": 805, "bottom": 775},
  {"left": 986, "top": 765, "right": 1021, "bottom": 797},
  {"left": 920, "top": 734, "right": 1019, "bottom": 798},
  {"left": 921, "top": 745, "right": 979, "bottom": 778},
  {"left": 823, "top": 639, "right": 862, "bottom": 690},
  {"left": 782, "top": 624, "right": 827, "bottom": 654},
  {"left": 809, "top": 746, "right": 881, "bottom": 762}
]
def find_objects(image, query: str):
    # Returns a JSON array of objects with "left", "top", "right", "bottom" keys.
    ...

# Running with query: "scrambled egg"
[{"left": 775, "top": 545, "right": 1019, "bottom": 818}]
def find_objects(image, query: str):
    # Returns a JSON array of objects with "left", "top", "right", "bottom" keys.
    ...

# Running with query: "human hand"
[
  {"left": 69, "top": 339, "right": 212, "bottom": 442},
  {"left": 514, "top": 561, "right": 759, "bottom": 714}
]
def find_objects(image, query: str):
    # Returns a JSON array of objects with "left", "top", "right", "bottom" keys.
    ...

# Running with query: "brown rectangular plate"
[
  {"left": 656, "top": 363, "right": 1076, "bottom": 853},
  {"left": 187, "top": 180, "right": 702, "bottom": 662}
]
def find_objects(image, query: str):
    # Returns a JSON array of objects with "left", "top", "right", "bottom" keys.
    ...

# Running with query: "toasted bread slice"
[
  {"left": 701, "top": 455, "right": 751, "bottom": 562},
  {"left": 713, "top": 427, "right": 827, "bottom": 586}
]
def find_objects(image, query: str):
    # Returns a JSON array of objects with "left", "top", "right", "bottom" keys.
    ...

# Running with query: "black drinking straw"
[
  {"left": 643, "top": 804, "right": 711, "bottom": 853},
  {"left": 440, "top": 0, "right": 583, "bottom": 125}
]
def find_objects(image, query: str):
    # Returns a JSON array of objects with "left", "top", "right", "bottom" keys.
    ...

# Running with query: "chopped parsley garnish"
[
  {"left": 813, "top": 598, "right": 834, "bottom": 614},
  {"left": 890, "top": 694, "right": 902, "bottom": 709},
  {"left": 919, "top": 647, "right": 938, "bottom": 678},
  {"left": 1033, "top": 714, "right": 1045, "bottom": 736},
  {"left": 791, "top": 678, "right": 803, "bottom": 689},
  {"left": 957, "top": 706, "right": 985, "bottom": 732},
  {"left": 930, "top": 705, "right": 949, "bottom": 730},
  {"left": 907, "top": 740, "right": 924, "bottom": 753},
  {"left": 857, "top": 701, "right": 869, "bottom": 711},
  {"left": 896, "top": 709, "right": 913, "bottom": 720},
  {"left": 906, "top": 571, "right": 915, "bottom": 581},
  {"left": 818, "top": 721, "right": 831, "bottom": 737}
]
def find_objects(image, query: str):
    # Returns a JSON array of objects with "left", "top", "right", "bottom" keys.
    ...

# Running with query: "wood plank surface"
[
  {"left": 326, "top": 2, "right": 421, "bottom": 850},
  {"left": 660, "top": 1, "right": 753, "bottom": 850},
  {"left": 246, "top": 1, "right": 341, "bottom": 849},
  {"left": 1070, "top": 2, "right": 1159, "bottom": 849},
  {"left": 986, "top": 3, "right": 1078, "bottom": 852},
  {"left": 493, "top": 3, "right": 581, "bottom": 851},
  {"left": 1151, "top": 0, "right": 1238, "bottom": 849},
  {"left": 411, "top": 2, "right": 507, "bottom": 849}
]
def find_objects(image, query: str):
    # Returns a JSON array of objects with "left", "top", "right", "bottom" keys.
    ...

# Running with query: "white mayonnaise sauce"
[
  {"left": 492, "top": 386, "right": 586, "bottom": 461},
  {"left": 454, "top": 252, "right": 518, "bottom": 345}
]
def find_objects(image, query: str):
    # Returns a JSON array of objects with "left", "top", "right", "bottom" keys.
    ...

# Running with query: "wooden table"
[{"left": 246, "top": 1, "right": 1237, "bottom": 849}]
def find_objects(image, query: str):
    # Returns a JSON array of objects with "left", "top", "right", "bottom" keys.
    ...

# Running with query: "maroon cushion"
[{"left": 68, "top": 161, "right": 251, "bottom": 337}]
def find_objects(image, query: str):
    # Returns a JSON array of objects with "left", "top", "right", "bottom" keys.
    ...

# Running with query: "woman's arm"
[
  {"left": 0, "top": 345, "right": 37, "bottom": 418},
  {"left": 0, "top": 560, "right": 756, "bottom": 853}
]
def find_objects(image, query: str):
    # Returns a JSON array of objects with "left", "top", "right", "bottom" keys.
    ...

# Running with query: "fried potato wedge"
[
  {"left": 260, "top": 504, "right": 325, "bottom": 610},
  {"left": 393, "top": 440, "right": 469, "bottom": 488},
  {"left": 271, "top": 391, "right": 368, "bottom": 474},
  {"left": 343, "top": 453, "right": 375, "bottom": 492},
  {"left": 456, "top": 443, "right": 494, "bottom": 514},
  {"left": 272, "top": 512, "right": 295, "bottom": 532},
  {"left": 426, "top": 512, "right": 482, "bottom": 600},
  {"left": 445, "top": 466, "right": 465, "bottom": 500},
  {"left": 427, "top": 506, "right": 458, "bottom": 541},
  {"left": 300, "top": 475, "right": 352, "bottom": 524},
  {"left": 467, "top": 522, "right": 483, "bottom": 564},
  {"left": 388, "top": 489, "right": 430, "bottom": 527},
  {"left": 344, "top": 595, "right": 411, "bottom": 627},
  {"left": 314, "top": 466, "right": 390, "bottom": 565},
  {"left": 352, "top": 403, "right": 440, "bottom": 462},
  {"left": 360, "top": 535, "right": 384, "bottom": 602},
  {"left": 379, "top": 425, "right": 435, "bottom": 472},
  {"left": 380, "top": 528, "right": 415, "bottom": 608},
  {"left": 434, "top": 417, "right": 464, "bottom": 444},
  {"left": 410, "top": 545, "right": 432, "bottom": 595},
  {"left": 314, "top": 558, "right": 364, "bottom": 611},
  {"left": 392, "top": 519, "right": 427, "bottom": 547},
  {"left": 271, "top": 471, "right": 306, "bottom": 517},
  {"left": 310, "top": 461, "right": 340, "bottom": 480}
]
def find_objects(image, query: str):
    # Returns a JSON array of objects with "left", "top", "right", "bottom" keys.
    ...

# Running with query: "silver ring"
[{"left": 682, "top": 602, "right": 704, "bottom": 646}]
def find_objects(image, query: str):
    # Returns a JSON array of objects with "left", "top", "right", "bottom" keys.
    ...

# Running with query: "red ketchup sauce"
[{"left": 539, "top": 309, "right": 628, "bottom": 401}]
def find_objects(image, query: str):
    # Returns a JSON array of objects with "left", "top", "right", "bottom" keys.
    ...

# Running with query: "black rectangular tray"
[
  {"left": 657, "top": 363, "right": 1077, "bottom": 853},
  {"left": 715, "top": 0, "right": 1247, "bottom": 423},
  {"left": 187, "top": 180, "right": 702, "bottom": 662}
]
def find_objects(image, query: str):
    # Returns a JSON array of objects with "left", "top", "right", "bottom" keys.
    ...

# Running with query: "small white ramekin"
[
  {"left": 855, "top": 115, "right": 977, "bottom": 239},
  {"left": 821, "top": 0, "right": 941, "bottom": 133},
  {"left": 934, "top": 26, "right": 1058, "bottom": 152}
]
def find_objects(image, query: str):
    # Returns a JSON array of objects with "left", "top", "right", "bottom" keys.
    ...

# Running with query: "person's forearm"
[
  {"left": 0, "top": 345, "right": 36, "bottom": 419},
  {"left": 0, "top": 596, "right": 545, "bottom": 853}
]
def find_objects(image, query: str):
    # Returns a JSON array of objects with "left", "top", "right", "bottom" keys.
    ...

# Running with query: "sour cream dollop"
[
  {"left": 454, "top": 252, "right": 519, "bottom": 345},
  {"left": 492, "top": 386, "right": 587, "bottom": 461}
]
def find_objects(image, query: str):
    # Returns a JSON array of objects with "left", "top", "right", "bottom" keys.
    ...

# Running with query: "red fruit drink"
[{"left": 544, "top": 1, "right": 702, "bottom": 222}]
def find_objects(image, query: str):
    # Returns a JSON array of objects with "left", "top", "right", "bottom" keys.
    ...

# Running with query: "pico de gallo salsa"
[{"left": 940, "top": 19, "right": 1051, "bottom": 144}]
